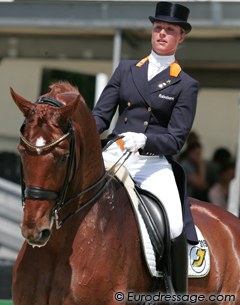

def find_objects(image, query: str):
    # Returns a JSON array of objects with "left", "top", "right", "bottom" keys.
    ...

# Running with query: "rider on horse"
[{"left": 93, "top": 1, "right": 199, "bottom": 295}]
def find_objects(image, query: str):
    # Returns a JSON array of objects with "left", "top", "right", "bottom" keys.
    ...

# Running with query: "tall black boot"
[{"left": 171, "top": 232, "right": 188, "bottom": 294}]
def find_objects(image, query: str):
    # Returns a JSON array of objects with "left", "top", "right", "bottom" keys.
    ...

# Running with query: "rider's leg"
[
  {"left": 129, "top": 155, "right": 188, "bottom": 294},
  {"left": 132, "top": 156, "right": 183, "bottom": 240},
  {"left": 171, "top": 231, "right": 188, "bottom": 294}
]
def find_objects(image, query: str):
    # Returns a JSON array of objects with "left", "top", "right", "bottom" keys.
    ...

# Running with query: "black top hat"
[{"left": 149, "top": 1, "right": 192, "bottom": 33}]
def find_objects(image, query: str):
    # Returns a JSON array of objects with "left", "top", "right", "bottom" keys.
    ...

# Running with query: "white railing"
[
  {"left": 228, "top": 95, "right": 240, "bottom": 217},
  {"left": 0, "top": 178, "right": 23, "bottom": 261}
]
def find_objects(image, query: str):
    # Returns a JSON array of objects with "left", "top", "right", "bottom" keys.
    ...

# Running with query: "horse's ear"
[
  {"left": 10, "top": 87, "right": 34, "bottom": 117},
  {"left": 58, "top": 95, "right": 80, "bottom": 122}
]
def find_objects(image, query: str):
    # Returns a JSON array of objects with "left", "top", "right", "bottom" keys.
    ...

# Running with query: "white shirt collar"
[{"left": 149, "top": 50, "right": 175, "bottom": 68}]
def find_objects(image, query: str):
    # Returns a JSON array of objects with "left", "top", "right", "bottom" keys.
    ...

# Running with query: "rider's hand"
[{"left": 121, "top": 132, "right": 147, "bottom": 152}]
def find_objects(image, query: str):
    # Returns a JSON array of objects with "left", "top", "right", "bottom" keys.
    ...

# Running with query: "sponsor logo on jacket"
[{"left": 159, "top": 93, "right": 175, "bottom": 101}]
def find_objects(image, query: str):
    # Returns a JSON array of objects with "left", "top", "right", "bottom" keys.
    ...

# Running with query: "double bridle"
[{"left": 20, "top": 96, "right": 108, "bottom": 229}]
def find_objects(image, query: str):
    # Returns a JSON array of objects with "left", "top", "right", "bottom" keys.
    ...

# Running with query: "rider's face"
[{"left": 151, "top": 21, "right": 186, "bottom": 56}]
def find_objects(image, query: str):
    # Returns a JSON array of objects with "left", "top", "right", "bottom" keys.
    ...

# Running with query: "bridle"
[{"left": 19, "top": 96, "right": 108, "bottom": 229}]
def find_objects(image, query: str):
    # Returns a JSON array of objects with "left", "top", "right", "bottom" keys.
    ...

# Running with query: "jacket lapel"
[
  {"left": 149, "top": 62, "right": 182, "bottom": 93},
  {"left": 131, "top": 56, "right": 152, "bottom": 106}
]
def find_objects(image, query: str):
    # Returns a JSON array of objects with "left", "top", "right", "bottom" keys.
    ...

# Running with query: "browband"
[{"left": 36, "top": 96, "right": 64, "bottom": 108}]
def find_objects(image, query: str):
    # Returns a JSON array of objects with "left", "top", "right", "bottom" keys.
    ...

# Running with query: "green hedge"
[{"left": 0, "top": 301, "right": 13, "bottom": 305}]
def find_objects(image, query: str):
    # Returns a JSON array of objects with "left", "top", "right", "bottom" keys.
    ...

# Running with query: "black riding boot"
[{"left": 171, "top": 232, "right": 188, "bottom": 294}]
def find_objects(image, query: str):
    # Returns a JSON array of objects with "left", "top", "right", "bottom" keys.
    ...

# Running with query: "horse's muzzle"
[{"left": 21, "top": 225, "right": 52, "bottom": 248}]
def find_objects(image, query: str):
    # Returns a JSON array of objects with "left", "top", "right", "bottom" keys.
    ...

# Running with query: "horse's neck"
[
  {"left": 72, "top": 110, "right": 105, "bottom": 196},
  {"left": 80, "top": 139, "right": 104, "bottom": 187}
]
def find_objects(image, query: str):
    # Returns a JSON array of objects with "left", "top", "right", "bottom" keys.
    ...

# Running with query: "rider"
[{"left": 92, "top": 1, "right": 199, "bottom": 294}]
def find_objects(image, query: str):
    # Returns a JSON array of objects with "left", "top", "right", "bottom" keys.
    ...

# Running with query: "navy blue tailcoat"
[{"left": 93, "top": 57, "right": 199, "bottom": 244}]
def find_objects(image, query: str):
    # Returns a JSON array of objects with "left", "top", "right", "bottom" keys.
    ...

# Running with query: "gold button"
[
  {"left": 144, "top": 121, "right": 148, "bottom": 126},
  {"left": 148, "top": 107, "right": 152, "bottom": 112},
  {"left": 124, "top": 117, "right": 128, "bottom": 123}
]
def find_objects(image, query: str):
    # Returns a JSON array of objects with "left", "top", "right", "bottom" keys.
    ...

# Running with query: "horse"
[{"left": 11, "top": 81, "right": 240, "bottom": 305}]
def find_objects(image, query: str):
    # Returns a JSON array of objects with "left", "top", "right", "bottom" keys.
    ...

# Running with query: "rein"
[
  {"left": 53, "top": 148, "right": 132, "bottom": 229},
  {"left": 19, "top": 96, "right": 130, "bottom": 229}
]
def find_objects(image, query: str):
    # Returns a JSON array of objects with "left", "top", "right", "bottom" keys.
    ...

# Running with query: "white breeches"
[{"left": 103, "top": 142, "right": 183, "bottom": 239}]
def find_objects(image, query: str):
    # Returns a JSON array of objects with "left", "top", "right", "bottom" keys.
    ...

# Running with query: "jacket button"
[
  {"left": 127, "top": 101, "right": 131, "bottom": 107},
  {"left": 143, "top": 121, "right": 148, "bottom": 126},
  {"left": 148, "top": 107, "right": 152, "bottom": 112},
  {"left": 124, "top": 117, "right": 128, "bottom": 123}
]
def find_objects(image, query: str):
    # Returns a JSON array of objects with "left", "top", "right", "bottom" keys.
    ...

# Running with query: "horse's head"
[{"left": 11, "top": 82, "right": 104, "bottom": 247}]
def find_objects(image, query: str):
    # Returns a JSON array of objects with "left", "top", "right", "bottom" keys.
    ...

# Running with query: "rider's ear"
[{"left": 10, "top": 87, "right": 35, "bottom": 117}]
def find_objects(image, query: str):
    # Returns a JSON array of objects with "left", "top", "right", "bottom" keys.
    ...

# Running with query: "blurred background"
[{"left": 0, "top": 0, "right": 240, "bottom": 302}]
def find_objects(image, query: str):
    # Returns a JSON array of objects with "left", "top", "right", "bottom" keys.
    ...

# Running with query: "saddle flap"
[{"left": 136, "top": 187, "right": 165, "bottom": 261}]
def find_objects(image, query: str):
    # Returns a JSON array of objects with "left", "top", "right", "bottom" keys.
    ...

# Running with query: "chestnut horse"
[{"left": 11, "top": 82, "right": 240, "bottom": 305}]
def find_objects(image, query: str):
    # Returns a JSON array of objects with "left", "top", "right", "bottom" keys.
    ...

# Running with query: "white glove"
[{"left": 121, "top": 132, "right": 147, "bottom": 152}]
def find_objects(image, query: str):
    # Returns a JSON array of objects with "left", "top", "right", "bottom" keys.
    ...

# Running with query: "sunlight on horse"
[{"left": 11, "top": 82, "right": 240, "bottom": 305}]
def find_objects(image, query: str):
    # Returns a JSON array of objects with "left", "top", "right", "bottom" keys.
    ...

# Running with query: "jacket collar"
[{"left": 135, "top": 55, "right": 181, "bottom": 77}]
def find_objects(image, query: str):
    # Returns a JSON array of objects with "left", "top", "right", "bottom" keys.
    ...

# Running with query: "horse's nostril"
[{"left": 40, "top": 229, "right": 51, "bottom": 241}]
